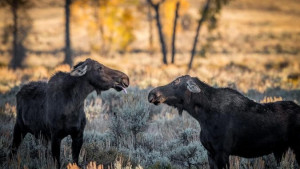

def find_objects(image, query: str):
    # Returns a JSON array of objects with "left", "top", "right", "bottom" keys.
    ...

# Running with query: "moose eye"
[{"left": 98, "top": 66, "right": 102, "bottom": 71}]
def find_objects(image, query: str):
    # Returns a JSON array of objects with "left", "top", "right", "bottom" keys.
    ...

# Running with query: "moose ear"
[
  {"left": 70, "top": 64, "right": 88, "bottom": 76},
  {"left": 187, "top": 79, "right": 201, "bottom": 93}
]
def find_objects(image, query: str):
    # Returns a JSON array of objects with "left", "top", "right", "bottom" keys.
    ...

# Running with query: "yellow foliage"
[
  {"left": 161, "top": 0, "right": 190, "bottom": 38},
  {"left": 72, "top": 0, "right": 136, "bottom": 52},
  {"left": 162, "top": 0, "right": 177, "bottom": 38}
]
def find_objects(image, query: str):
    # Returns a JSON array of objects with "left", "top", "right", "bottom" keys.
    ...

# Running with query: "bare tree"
[
  {"left": 11, "top": 0, "right": 21, "bottom": 69},
  {"left": 147, "top": 0, "right": 168, "bottom": 64},
  {"left": 188, "top": 0, "right": 229, "bottom": 69},
  {"left": 188, "top": 0, "right": 211, "bottom": 70},
  {"left": 63, "top": 0, "right": 72, "bottom": 66},
  {"left": 171, "top": 1, "right": 180, "bottom": 64}
]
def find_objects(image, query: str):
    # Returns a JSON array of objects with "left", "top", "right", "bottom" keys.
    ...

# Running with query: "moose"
[
  {"left": 148, "top": 75, "right": 300, "bottom": 169},
  {"left": 11, "top": 58, "right": 129, "bottom": 168}
]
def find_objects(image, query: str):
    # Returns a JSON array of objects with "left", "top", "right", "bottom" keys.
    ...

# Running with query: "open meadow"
[{"left": 0, "top": 0, "right": 300, "bottom": 168}]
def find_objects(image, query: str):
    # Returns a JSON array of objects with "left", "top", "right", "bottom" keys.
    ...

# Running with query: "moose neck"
[
  {"left": 46, "top": 72, "right": 96, "bottom": 117},
  {"left": 184, "top": 79, "right": 216, "bottom": 126},
  {"left": 68, "top": 76, "right": 95, "bottom": 107}
]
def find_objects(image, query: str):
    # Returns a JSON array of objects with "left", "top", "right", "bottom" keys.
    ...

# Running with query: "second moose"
[{"left": 148, "top": 75, "right": 300, "bottom": 169}]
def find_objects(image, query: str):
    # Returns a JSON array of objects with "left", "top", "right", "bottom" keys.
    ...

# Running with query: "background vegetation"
[{"left": 0, "top": 0, "right": 299, "bottom": 168}]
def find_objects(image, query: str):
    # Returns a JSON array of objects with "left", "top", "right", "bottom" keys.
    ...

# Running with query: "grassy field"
[{"left": 0, "top": 0, "right": 300, "bottom": 168}]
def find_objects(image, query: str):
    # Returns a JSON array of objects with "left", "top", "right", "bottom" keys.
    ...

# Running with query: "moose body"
[
  {"left": 11, "top": 59, "right": 129, "bottom": 168},
  {"left": 148, "top": 75, "right": 300, "bottom": 169}
]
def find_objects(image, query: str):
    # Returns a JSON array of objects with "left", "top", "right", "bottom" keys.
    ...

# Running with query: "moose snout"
[
  {"left": 121, "top": 76, "right": 129, "bottom": 87},
  {"left": 148, "top": 92, "right": 156, "bottom": 103},
  {"left": 148, "top": 89, "right": 162, "bottom": 105}
]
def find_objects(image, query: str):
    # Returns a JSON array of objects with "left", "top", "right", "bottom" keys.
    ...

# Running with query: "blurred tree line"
[
  {"left": 0, "top": 0, "right": 229, "bottom": 69},
  {"left": 0, "top": 0, "right": 32, "bottom": 69}
]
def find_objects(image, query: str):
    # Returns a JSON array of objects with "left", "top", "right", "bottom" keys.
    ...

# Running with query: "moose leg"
[
  {"left": 273, "top": 149, "right": 286, "bottom": 165},
  {"left": 10, "top": 123, "right": 26, "bottom": 157},
  {"left": 71, "top": 131, "right": 83, "bottom": 165},
  {"left": 295, "top": 150, "right": 300, "bottom": 166},
  {"left": 208, "top": 152, "right": 218, "bottom": 169},
  {"left": 291, "top": 139, "right": 300, "bottom": 166},
  {"left": 208, "top": 152, "right": 229, "bottom": 169},
  {"left": 51, "top": 134, "right": 62, "bottom": 168},
  {"left": 40, "top": 135, "right": 50, "bottom": 158}
]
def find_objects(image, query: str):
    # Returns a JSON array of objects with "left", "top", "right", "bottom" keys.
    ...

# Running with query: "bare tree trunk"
[
  {"left": 9, "top": 0, "right": 31, "bottom": 69},
  {"left": 154, "top": 4, "right": 167, "bottom": 64},
  {"left": 10, "top": 0, "right": 21, "bottom": 69},
  {"left": 63, "top": 0, "right": 72, "bottom": 66},
  {"left": 188, "top": 0, "right": 210, "bottom": 70},
  {"left": 171, "top": 1, "right": 180, "bottom": 64},
  {"left": 148, "top": 0, "right": 167, "bottom": 64}
]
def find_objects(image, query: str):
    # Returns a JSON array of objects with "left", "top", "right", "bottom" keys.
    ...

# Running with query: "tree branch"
[{"left": 188, "top": 0, "right": 211, "bottom": 70}]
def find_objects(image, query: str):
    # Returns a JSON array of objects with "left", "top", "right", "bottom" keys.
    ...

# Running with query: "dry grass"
[
  {"left": 67, "top": 162, "right": 143, "bottom": 169},
  {"left": 260, "top": 96, "right": 283, "bottom": 103},
  {"left": 0, "top": 52, "right": 299, "bottom": 94},
  {"left": 66, "top": 157, "right": 143, "bottom": 169}
]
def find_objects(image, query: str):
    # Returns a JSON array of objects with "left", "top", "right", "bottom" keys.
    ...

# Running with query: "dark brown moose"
[
  {"left": 148, "top": 75, "right": 300, "bottom": 169},
  {"left": 11, "top": 58, "right": 129, "bottom": 168}
]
